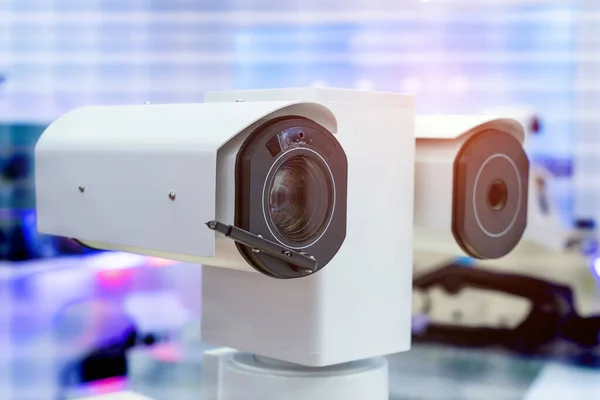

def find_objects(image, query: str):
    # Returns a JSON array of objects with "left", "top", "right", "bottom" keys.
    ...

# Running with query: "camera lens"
[
  {"left": 267, "top": 154, "right": 333, "bottom": 246},
  {"left": 452, "top": 128, "right": 529, "bottom": 260},
  {"left": 236, "top": 117, "right": 347, "bottom": 278},
  {"left": 487, "top": 179, "right": 508, "bottom": 211}
]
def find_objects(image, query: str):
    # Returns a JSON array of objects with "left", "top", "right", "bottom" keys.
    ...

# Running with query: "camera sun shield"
[{"left": 35, "top": 101, "right": 337, "bottom": 268}]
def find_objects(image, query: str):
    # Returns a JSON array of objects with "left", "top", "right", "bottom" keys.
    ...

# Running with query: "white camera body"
[
  {"left": 516, "top": 165, "right": 568, "bottom": 253},
  {"left": 35, "top": 88, "right": 416, "bottom": 367},
  {"left": 35, "top": 100, "right": 336, "bottom": 272},
  {"left": 414, "top": 115, "right": 529, "bottom": 261}
]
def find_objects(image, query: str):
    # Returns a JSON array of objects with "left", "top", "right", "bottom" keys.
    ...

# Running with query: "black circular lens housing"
[
  {"left": 235, "top": 116, "right": 347, "bottom": 279},
  {"left": 452, "top": 130, "right": 529, "bottom": 259}
]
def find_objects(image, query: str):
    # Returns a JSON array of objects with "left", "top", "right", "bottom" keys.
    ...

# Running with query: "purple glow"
[
  {"left": 97, "top": 268, "right": 133, "bottom": 286},
  {"left": 592, "top": 256, "right": 600, "bottom": 279},
  {"left": 88, "top": 252, "right": 146, "bottom": 271},
  {"left": 74, "top": 376, "right": 128, "bottom": 396},
  {"left": 147, "top": 256, "right": 179, "bottom": 267},
  {"left": 89, "top": 253, "right": 145, "bottom": 286}
]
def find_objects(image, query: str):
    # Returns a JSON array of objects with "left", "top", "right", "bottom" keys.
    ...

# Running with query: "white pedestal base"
[{"left": 200, "top": 348, "right": 389, "bottom": 400}]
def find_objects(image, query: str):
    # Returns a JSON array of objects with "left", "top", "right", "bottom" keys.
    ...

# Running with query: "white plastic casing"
[
  {"left": 481, "top": 106, "right": 541, "bottom": 137},
  {"left": 36, "top": 88, "right": 415, "bottom": 367},
  {"left": 35, "top": 100, "right": 337, "bottom": 272},
  {"left": 512, "top": 165, "right": 568, "bottom": 254},
  {"left": 413, "top": 115, "right": 526, "bottom": 256},
  {"left": 201, "top": 88, "right": 415, "bottom": 367}
]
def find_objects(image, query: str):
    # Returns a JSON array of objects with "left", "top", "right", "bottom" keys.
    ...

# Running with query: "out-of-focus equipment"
[
  {"left": 413, "top": 263, "right": 600, "bottom": 367},
  {"left": 412, "top": 161, "right": 600, "bottom": 364}
]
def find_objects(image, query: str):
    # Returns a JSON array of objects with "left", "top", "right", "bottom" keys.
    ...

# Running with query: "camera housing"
[
  {"left": 514, "top": 165, "right": 568, "bottom": 253},
  {"left": 36, "top": 88, "right": 415, "bottom": 367},
  {"left": 35, "top": 98, "right": 346, "bottom": 279},
  {"left": 413, "top": 115, "right": 529, "bottom": 260}
]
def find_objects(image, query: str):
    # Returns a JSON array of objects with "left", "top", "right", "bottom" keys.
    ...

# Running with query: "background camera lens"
[
  {"left": 267, "top": 154, "right": 333, "bottom": 245},
  {"left": 487, "top": 179, "right": 508, "bottom": 211}
]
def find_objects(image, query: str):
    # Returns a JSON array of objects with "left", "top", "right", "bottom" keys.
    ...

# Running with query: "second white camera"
[{"left": 414, "top": 115, "right": 530, "bottom": 259}]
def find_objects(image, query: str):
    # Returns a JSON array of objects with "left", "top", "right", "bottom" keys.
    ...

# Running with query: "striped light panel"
[{"left": 0, "top": 0, "right": 590, "bottom": 228}]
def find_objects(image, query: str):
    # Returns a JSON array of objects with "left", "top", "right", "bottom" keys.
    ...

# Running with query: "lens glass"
[
  {"left": 488, "top": 179, "right": 508, "bottom": 211},
  {"left": 267, "top": 154, "right": 333, "bottom": 245}
]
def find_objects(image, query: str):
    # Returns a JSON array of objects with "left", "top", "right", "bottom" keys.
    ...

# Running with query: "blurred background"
[{"left": 1, "top": 0, "right": 600, "bottom": 399}]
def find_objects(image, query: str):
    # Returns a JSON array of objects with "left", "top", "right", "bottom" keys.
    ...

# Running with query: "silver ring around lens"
[
  {"left": 262, "top": 147, "right": 336, "bottom": 250},
  {"left": 472, "top": 153, "right": 522, "bottom": 238}
]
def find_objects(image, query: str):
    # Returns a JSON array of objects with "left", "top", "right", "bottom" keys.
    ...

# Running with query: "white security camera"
[
  {"left": 35, "top": 97, "right": 345, "bottom": 279},
  {"left": 414, "top": 115, "right": 530, "bottom": 260},
  {"left": 36, "top": 88, "right": 416, "bottom": 369}
]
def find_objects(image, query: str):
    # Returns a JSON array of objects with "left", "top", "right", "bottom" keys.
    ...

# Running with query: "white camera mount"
[{"left": 199, "top": 348, "right": 388, "bottom": 400}]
